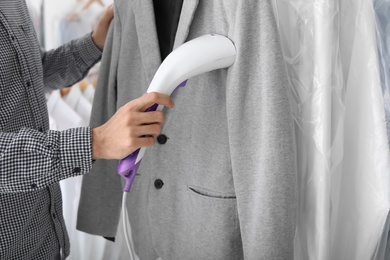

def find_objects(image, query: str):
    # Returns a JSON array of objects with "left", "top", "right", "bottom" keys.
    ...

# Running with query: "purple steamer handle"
[{"left": 117, "top": 80, "right": 187, "bottom": 192}]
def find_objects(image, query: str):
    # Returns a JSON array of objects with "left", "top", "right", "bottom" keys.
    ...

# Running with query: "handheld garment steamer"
[{"left": 118, "top": 34, "right": 236, "bottom": 259}]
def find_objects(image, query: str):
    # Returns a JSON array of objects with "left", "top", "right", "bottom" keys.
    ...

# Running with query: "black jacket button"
[
  {"left": 157, "top": 134, "right": 168, "bottom": 144},
  {"left": 154, "top": 179, "right": 164, "bottom": 189},
  {"left": 31, "top": 183, "right": 37, "bottom": 189},
  {"left": 74, "top": 167, "right": 81, "bottom": 173}
]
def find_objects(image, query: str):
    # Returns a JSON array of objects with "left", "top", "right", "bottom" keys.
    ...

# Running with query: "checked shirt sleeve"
[
  {"left": 0, "top": 127, "right": 93, "bottom": 193},
  {"left": 42, "top": 33, "right": 102, "bottom": 90}
]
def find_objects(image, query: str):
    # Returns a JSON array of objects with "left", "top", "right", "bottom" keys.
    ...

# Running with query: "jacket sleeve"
[
  {"left": 41, "top": 33, "right": 102, "bottom": 90},
  {"left": 77, "top": 8, "right": 124, "bottom": 237},
  {"left": 0, "top": 127, "right": 93, "bottom": 194},
  {"left": 226, "top": 0, "right": 297, "bottom": 259}
]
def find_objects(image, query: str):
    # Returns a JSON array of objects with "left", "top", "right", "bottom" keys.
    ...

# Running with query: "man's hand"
[
  {"left": 91, "top": 5, "right": 114, "bottom": 51},
  {"left": 92, "top": 92, "right": 174, "bottom": 160}
]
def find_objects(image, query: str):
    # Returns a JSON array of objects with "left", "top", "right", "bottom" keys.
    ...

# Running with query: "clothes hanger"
[
  {"left": 78, "top": 79, "right": 89, "bottom": 92},
  {"left": 60, "top": 87, "right": 72, "bottom": 97}
]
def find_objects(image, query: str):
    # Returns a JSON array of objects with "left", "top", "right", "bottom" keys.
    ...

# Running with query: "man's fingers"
[
  {"left": 134, "top": 136, "right": 156, "bottom": 148},
  {"left": 99, "top": 5, "right": 114, "bottom": 25},
  {"left": 131, "top": 111, "right": 165, "bottom": 125},
  {"left": 134, "top": 92, "right": 174, "bottom": 111},
  {"left": 91, "top": 5, "right": 114, "bottom": 50},
  {"left": 133, "top": 124, "right": 162, "bottom": 137}
]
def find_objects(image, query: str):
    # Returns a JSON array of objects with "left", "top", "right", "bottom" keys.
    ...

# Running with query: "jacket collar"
[
  {"left": 133, "top": 0, "right": 199, "bottom": 85},
  {"left": 173, "top": 0, "right": 199, "bottom": 50}
]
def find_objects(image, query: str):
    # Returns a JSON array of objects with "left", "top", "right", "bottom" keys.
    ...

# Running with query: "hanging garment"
[
  {"left": 374, "top": 0, "right": 390, "bottom": 148},
  {"left": 272, "top": 0, "right": 390, "bottom": 259},
  {"left": 61, "top": 172, "right": 109, "bottom": 260},
  {"left": 57, "top": 2, "right": 88, "bottom": 46},
  {"left": 57, "top": 1, "right": 105, "bottom": 46},
  {"left": 83, "top": 83, "right": 95, "bottom": 103},
  {"left": 373, "top": 0, "right": 390, "bottom": 258},
  {"left": 48, "top": 115, "right": 57, "bottom": 130},
  {"left": 88, "top": 2, "right": 187, "bottom": 258},
  {"left": 47, "top": 90, "right": 85, "bottom": 130},
  {"left": 77, "top": 0, "right": 297, "bottom": 259},
  {"left": 63, "top": 84, "right": 92, "bottom": 126}
]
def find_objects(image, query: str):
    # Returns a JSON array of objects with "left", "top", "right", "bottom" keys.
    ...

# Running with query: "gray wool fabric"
[{"left": 77, "top": 0, "right": 297, "bottom": 259}]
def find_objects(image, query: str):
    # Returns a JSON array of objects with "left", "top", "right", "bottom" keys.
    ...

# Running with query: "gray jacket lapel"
[
  {"left": 133, "top": 0, "right": 161, "bottom": 84},
  {"left": 133, "top": 0, "right": 199, "bottom": 84},
  {"left": 173, "top": 0, "right": 199, "bottom": 49}
]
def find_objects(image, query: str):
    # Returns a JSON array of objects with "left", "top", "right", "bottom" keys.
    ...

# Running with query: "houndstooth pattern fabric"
[{"left": 0, "top": 0, "right": 101, "bottom": 259}]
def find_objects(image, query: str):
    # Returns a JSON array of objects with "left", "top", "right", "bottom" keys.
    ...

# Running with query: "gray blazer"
[{"left": 77, "top": 0, "right": 297, "bottom": 259}]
